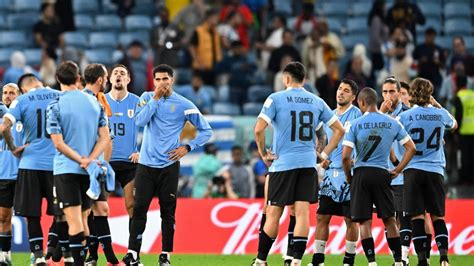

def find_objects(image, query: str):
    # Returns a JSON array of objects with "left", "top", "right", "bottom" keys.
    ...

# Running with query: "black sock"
[
  {"left": 69, "top": 232, "right": 85, "bottom": 266},
  {"left": 343, "top": 241, "right": 356, "bottom": 265},
  {"left": 27, "top": 217, "right": 44, "bottom": 257},
  {"left": 361, "top": 237, "right": 376, "bottom": 263},
  {"left": 425, "top": 233, "right": 432, "bottom": 259},
  {"left": 433, "top": 219, "right": 449, "bottom": 263},
  {"left": 259, "top": 213, "right": 266, "bottom": 233},
  {"left": 257, "top": 230, "right": 275, "bottom": 261},
  {"left": 412, "top": 219, "right": 428, "bottom": 263},
  {"left": 400, "top": 215, "right": 412, "bottom": 247},
  {"left": 387, "top": 237, "right": 402, "bottom": 262},
  {"left": 0, "top": 231, "right": 12, "bottom": 252},
  {"left": 292, "top": 236, "right": 307, "bottom": 260},
  {"left": 57, "top": 221, "right": 71, "bottom": 257},
  {"left": 46, "top": 221, "right": 58, "bottom": 258},
  {"left": 286, "top": 215, "right": 296, "bottom": 258},
  {"left": 87, "top": 214, "right": 99, "bottom": 260},
  {"left": 95, "top": 216, "right": 118, "bottom": 264}
]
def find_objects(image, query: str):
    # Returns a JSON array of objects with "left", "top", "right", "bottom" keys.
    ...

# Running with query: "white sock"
[
  {"left": 291, "top": 258, "right": 301, "bottom": 266},
  {"left": 345, "top": 240, "right": 357, "bottom": 254},
  {"left": 402, "top": 245, "right": 409, "bottom": 261},
  {"left": 315, "top": 240, "right": 326, "bottom": 254},
  {"left": 368, "top": 262, "right": 378, "bottom": 266},
  {"left": 255, "top": 258, "right": 265, "bottom": 263},
  {"left": 127, "top": 250, "right": 138, "bottom": 260},
  {"left": 283, "top": 255, "right": 293, "bottom": 260}
]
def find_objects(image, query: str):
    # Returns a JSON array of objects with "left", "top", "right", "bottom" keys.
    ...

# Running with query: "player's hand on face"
[
  {"left": 380, "top": 99, "right": 393, "bottom": 113},
  {"left": 262, "top": 149, "right": 277, "bottom": 166},
  {"left": 80, "top": 157, "right": 92, "bottom": 169},
  {"left": 11, "top": 144, "right": 27, "bottom": 158},
  {"left": 153, "top": 83, "right": 169, "bottom": 100},
  {"left": 430, "top": 96, "right": 441, "bottom": 108},
  {"left": 167, "top": 146, "right": 188, "bottom": 161},
  {"left": 129, "top": 152, "right": 140, "bottom": 163}
]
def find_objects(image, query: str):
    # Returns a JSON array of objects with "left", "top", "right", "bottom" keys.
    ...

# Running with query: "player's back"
[
  {"left": 345, "top": 111, "right": 409, "bottom": 170},
  {"left": 260, "top": 88, "right": 336, "bottom": 172},
  {"left": 5, "top": 87, "right": 59, "bottom": 170},
  {"left": 399, "top": 106, "right": 455, "bottom": 175},
  {"left": 106, "top": 92, "right": 140, "bottom": 162},
  {"left": 51, "top": 90, "right": 104, "bottom": 175}
]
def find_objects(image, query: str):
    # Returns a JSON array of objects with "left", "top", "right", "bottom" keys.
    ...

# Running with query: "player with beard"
[
  {"left": 105, "top": 65, "right": 140, "bottom": 229},
  {"left": 82, "top": 64, "right": 121, "bottom": 266},
  {"left": 309, "top": 79, "right": 361, "bottom": 266}
]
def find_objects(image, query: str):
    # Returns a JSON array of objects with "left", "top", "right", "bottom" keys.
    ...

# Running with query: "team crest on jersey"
[
  {"left": 127, "top": 109, "right": 134, "bottom": 118},
  {"left": 138, "top": 100, "right": 147, "bottom": 107},
  {"left": 15, "top": 123, "right": 23, "bottom": 132},
  {"left": 170, "top": 104, "right": 176, "bottom": 113}
]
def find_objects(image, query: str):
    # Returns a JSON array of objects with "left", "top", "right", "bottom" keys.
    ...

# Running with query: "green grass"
[{"left": 11, "top": 253, "right": 474, "bottom": 265}]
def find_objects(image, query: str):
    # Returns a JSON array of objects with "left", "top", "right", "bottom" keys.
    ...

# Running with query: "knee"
[
  {"left": 316, "top": 215, "right": 330, "bottom": 227},
  {"left": 93, "top": 201, "right": 109, "bottom": 216}
]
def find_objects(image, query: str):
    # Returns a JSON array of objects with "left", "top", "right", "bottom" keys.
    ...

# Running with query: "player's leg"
[
  {"left": 359, "top": 219, "right": 376, "bottom": 265},
  {"left": 284, "top": 205, "right": 296, "bottom": 265},
  {"left": 259, "top": 174, "right": 270, "bottom": 234},
  {"left": 310, "top": 213, "right": 331, "bottom": 266},
  {"left": 427, "top": 172, "right": 449, "bottom": 265},
  {"left": 424, "top": 213, "right": 433, "bottom": 262},
  {"left": 343, "top": 216, "right": 358, "bottom": 266},
  {"left": 124, "top": 164, "right": 156, "bottom": 264},
  {"left": 91, "top": 199, "right": 119, "bottom": 264},
  {"left": 393, "top": 184, "right": 411, "bottom": 264},
  {"left": 0, "top": 180, "right": 15, "bottom": 265},
  {"left": 123, "top": 179, "right": 135, "bottom": 217},
  {"left": 157, "top": 162, "right": 180, "bottom": 265}
]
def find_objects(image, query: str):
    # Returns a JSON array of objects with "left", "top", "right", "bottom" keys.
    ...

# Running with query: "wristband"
[
  {"left": 320, "top": 151, "right": 328, "bottom": 160},
  {"left": 185, "top": 144, "right": 191, "bottom": 152}
]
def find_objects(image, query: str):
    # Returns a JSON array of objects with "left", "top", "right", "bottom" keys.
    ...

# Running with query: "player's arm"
[
  {"left": 50, "top": 133, "right": 84, "bottom": 164},
  {"left": 342, "top": 146, "right": 353, "bottom": 183},
  {"left": 389, "top": 148, "right": 399, "bottom": 166},
  {"left": 0, "top": 116, "right": 25, "bottom": 157},
  {"left": 135, "top": 99, "right": 160, "bottom": 127},
  {"left": 390, "top": 138, "right": 415, "bottom": 178},
  {"left": 315, "top": 122, "right": 327, "bottom": 154},
  {"left": 254, "top": 118, "right": 276, "bottom": 165},
  {"left": 320, "top": 119, "right": 344, "bottom": 160},
  {"left": 87, "top": 126, "right": 111, "bottom": 163}
]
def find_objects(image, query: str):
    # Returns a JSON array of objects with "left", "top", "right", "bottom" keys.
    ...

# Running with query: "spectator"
[
  {"left": 216, "top": 41, "right": 257, "bottom": 106},
  {"left": 449, "top": 36, "right": 474, "bottom": 77},
  {"left": 242, "top": 0, "right": 266, "bottom": 33},
  {"left": 178, "top": 72, "right": 212, "bottom": 114},
  {"left": 204, "top": 176, "right": 238, "bottom": 199},
  {"left": 118, "top": 40, "right": 148, "bottom": 95},
  {"left": 352, "top": 44, "right": 372, "bottom": 78},
  {"left": 453, "top": 75, "right": 474, "bottom": 185},
  {"left": 368, "top": 0, "right": 389, "bottom": 71},
  {"left": 189, "top": 8, "right": 222, "bottom": 85},
  {"left": 192, "top": 143, "right": 223, "bottom": 198},
  {"left": 294, "top": 2, "right": 318, "bottom": 37},
  {"left": 39, "top": 47, "right": 58, "bottom": 88},
  {"left": 273, "top": 55, "right": 293, "bottom": 92},
  {"left": 386, "top": 0, "right": 425, "bottom": 44},
  {"left": 345, "top": 56, "right": 369, "bottom": 90},
  {"left": 317, "top": 20, "right": 345, "bottom": 61},
  {"left": 439, "top": 62, "right": 474, "bottom": 108},
  {"left": 380, "top": 26, "right": 414, "bottom": 84},
  {"left": 302, "top": 28, "right": 325, "bottom": 85},
  {"left": 112, "top": 0, "right": 135, "bottom": 18},
  {"left": 219, "top": 0, "right": 253, "bottom": 49},
  {"left": 33, "top": 3, "right": 64, "bottom": 50},
  {"left": 248, "top": 141, "right": 267, "bottom": 198},
  {"left": 2, "top": 51, "right": 39, "bottom": 85},
  {"left": 315, "top": 59, "right": 340, "bottom": 109},
  {"left": 221, "top": 146, "right": 255, "bottom": 198},
  {"left": 255, "top": 14, "right": 286, "bottom": 70},
  {"left": 413, "top": 28, "right": 445, "bottom": 98},
  {"left": 151, "top": 7, "right": 182, "bottom": 67},
  {"left": 217, "top": 11, "right": 242, "bottom": 50},
  {"left": 173, "top": 0, "right": 207, "bottom": 45},
  {"left": 55, "top": 0, "right": 75, "bottom": 31},
  {"left": 267, "top": 29, "right": 301, "bottom": 74},
  {"left": 399, "top": 81, "right": 411, "bottom": 107}
]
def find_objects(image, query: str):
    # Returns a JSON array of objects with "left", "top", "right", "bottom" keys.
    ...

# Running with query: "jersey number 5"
[{"left": 290, "top": 111, "right": 313, "bottom": 141}]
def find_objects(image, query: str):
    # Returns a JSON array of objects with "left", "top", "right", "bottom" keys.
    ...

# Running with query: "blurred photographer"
[
  {"left": 381, "top": 27, "right": 414, "bottom": 84},
  {"left": 204, "top": 176, "right": 238, "bottom": 199}
]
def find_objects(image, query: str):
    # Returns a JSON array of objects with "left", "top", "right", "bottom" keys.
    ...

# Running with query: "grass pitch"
[{"left": 11, "top": 253, "right": 474, "bottom": 265}]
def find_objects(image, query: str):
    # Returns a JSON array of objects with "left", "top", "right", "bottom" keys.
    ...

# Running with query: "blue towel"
[{"left": 86, "top": 160, "right": 116, "bottom": 200}]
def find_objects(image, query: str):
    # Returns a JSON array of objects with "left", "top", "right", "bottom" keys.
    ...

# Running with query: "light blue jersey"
[
  {"left": 387, "top": 102, "right": 410, "bottom": 185},
  {"left": 135, "top": 91, "right": 212, "bottom": 168},
  {"left": 0, "top": 114, "right": 24, "bottom": 180},
  {"left": 46, "top": 90, "right": 107, "bottom": 175},
  {"left": 5, "top": 87, "right": 59, "bottom": 171},
  {"left": 343, "top": 111, "right": 411, "bottom": 170},
  {"left": 319, "top": 105, "right": 361, "bottom": 202},
  {"left": 106, "top": 92, "right": 140, "bottom": 162},
  {"left": 0, "top": 103, "right": 7, "bottom": 118},
  {"left": 399, "top": 106, "right": 455, "bottom": 175},
  {"left": 259, "top": 88, "right": 337, "bottom": 172}
]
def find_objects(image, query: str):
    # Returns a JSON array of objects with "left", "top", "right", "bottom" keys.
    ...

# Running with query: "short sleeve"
[
  {"left": 395, "top": 120, "right": 411, "bottom": 145},
  {"left": 319, "top": 99, "right": 337, "bottom": 126},
  {"left": 342, "top": 122, "right": 356, "bottom": 148},
  {"left": 258, "top": 95, "right": 276, "bottom": 124},
  {"left": 46, "top": 100, "right": 62, "bottom": 135},
  {"left": 5, "top": 98, "right": 23, "bottom": 124},
  {"left": 441, "top": 109, "right": 456, "bottom": 129}
]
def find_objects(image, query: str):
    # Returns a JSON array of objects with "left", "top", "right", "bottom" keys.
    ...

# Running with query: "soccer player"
[
  {"left": 123, "top": 64, "right": 212, "bottom": 266},
  {"left": 399, "top": 78, "right": 457, "bottom": 266},
  {"left": 252, "top": 62, "right": 344, "bottom": 266},
  {"left": 106, "top": 64, "right": 140, "bottom": 219},
  {"left": 342, "top": 87, "right": 416, "bottom": 266},
  {"left": 0, "top": 83, "right": 22, "bottom": 265},
  {"left": 82, "top": 63, "right": 120, "bottom": 265},
  {"left": 399, "top": 81, "right": 411, "bottom": 108},
  {"left": 0, "top": 74, "right": 62, "bottom": 265},
  {"left": 46, "top": 61, "right": 110, "bottom": 266},
  {"left": 309, "top": 79, "right": 361, "bottom": 266}
]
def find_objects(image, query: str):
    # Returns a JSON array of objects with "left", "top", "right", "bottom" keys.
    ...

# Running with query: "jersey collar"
[
  {"left": 108, "top": 92, "right": 129, "bottom": 103},
  {"left": 336, "top": 104, "right": 354, "bottom": 116}
]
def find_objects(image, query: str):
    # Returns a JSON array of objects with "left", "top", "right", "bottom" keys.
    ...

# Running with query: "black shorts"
[
  {"left": 403, "top": 169, "right": 446, "bottom": 217},
  {"left": 268, "top": 168, "right": 318, "bottom": 207},
  {"left": 350, "top": 167, "right": 395, "bottom": 222},
  {"left": 317, "top": 195, "right": 351, "bottom": 218},
  {"left": 54, "top": 174, "right": 93, "bottom": 210},
  {"left": 0, "top": 180, "right": 16, "bottom": 208},
  {"left": 14, "top": 169, "right": 61, "bottom": 217},
  {"left": 110, "top": 161, "right": 136, "bottom": 188},
  {"left": 392, "top": 185, "right": 404, "bottom": 213}
]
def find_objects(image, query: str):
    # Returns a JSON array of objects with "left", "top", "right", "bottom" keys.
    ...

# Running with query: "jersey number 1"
[
  {"left": 290, "top": 111, "right": 313, "bottom": 141},
  {"left": 36, "top": 109, "right": 50, "bottom": 139}
]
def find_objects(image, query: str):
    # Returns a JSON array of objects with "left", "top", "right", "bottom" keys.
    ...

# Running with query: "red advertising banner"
[{"left": 38, "top": 199, "right": 474, "bottom": 255}]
